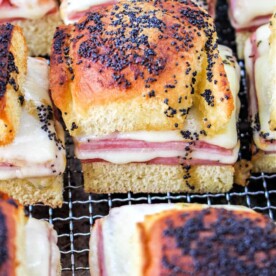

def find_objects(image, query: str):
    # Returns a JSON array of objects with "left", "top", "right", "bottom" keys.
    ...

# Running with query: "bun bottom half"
[
  {"left": 0, "top": 175, "right": 63, "bottom": 207},
  {"left": 83, "top": 162, "right": 234, "bottom": 194}
]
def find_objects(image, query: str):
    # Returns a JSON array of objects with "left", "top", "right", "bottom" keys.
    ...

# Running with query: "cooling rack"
[{"left": 26, "top": 0, "right": 276, "bottom": 275}]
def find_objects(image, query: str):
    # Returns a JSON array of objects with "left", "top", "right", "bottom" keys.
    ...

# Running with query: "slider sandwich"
[
  {"left": 0, "top": 24, "right": 65, "bottom": 207},
  {"left": 0, "top": 193, "right": 60, "bottom": 276},
  {"left": 50, "top": 0, "right": 240, "bottom": 194},
  {"left": 60, "top": 0, "right": 217, "bottom": 24},
  {"left": 228, "top": 0, "right": 275, "bottom": 58},
  {"left": 0, "top": 0, "right": 62, "bottom": 56},
  {"left": 90, "top": 203, "right": 276, "bottom": 275},
  {"left": 244, "top": 11, "right": 276, "bottom": 173}
]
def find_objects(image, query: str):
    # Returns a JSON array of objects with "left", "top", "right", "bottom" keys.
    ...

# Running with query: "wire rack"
[{"left": 26, "top": 0, "right": 276, "bottom": 275}]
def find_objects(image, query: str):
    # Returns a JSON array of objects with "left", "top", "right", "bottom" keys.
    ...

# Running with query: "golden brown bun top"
[
  {"left": 139, "top": 207, "right": 276, "bottom": 275},
  {"left": 50, "top": 0, "right": 233, "bottom": 135},
  {"left": 0, "top": 193, "right": 24, "bottom": 276},
  {"left": 0, "top": 23, "right": 27, "bottom": 146}
]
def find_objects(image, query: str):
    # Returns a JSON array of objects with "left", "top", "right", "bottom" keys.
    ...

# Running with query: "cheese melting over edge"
[
  {"left": 0, "top": 57, "right": 66, "bottom": 179},
  {"left": 244, "top": 24, "right": 276, "bottom": 152},
  {"left": 230, "top": 0, "right": 275, "bottom": 28}
]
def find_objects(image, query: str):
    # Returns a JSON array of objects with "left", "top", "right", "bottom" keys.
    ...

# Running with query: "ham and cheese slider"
[
  {"left": 0, "top": 193, "right": 60, "bottom": 276},
  {"left": 90, "top": 203, "right": 276, "bottom": 276},
  {"left": 244, "top": 11, "right": 276, "bottom": 173},
  {"left": 228, "top": 0, "right": 276, "bottom": 58},
  {"left": 60, "top": 0, "right": 217, "bottom": 24},
  {"left": 50, "top": 0, "right": 240, "bottom": 194},
  {"left": 0, "top": 0, "right": 62, "bottom": 56},
  {"left": 0, "top": 23, "right": 65, "bottom": 207}
]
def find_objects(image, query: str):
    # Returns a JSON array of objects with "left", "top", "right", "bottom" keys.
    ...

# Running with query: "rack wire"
[{"left": 26, "top": 0, "right": 276, "bottom": 275}]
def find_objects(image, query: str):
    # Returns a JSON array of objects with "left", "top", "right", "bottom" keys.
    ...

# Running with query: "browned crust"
[
  {"left": 252, "top": 150, "right": 276, "bottom": 173},
  {"left": 0, "top": 193, "right": 24, "bottom": 276},
  {"left": 50, "top": 0, "right": 233, "bottom": 136},
  {"left": 0, "top": 23, "right": 27, "bottom": 146},
  {"left": 139, "top": 207, "right": 276, "bottom": 275}
]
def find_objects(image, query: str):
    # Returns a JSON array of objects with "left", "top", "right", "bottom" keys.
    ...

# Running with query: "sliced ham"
[{"left": 0, "top": 0, "right": 57, "bottom": 21}]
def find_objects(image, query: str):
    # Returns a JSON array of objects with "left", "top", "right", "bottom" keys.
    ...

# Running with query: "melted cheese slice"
[
  {"left": 245, "top": 24, "right": 276, "bottom": 152},
  {"left": 0, "top": 0, "right": 57, "bottom": 20},
  {"left": 229, "top": 0, "right": 275, "bottom": 28},
  {"left": 0, "top": 58, "right": 65, "bottom": 179},
  {"left": 75, "top": 45, "right": 240, "bottom": 164},
  {"left": 25, "top": 218, "right": 60, "bottom": 276}
]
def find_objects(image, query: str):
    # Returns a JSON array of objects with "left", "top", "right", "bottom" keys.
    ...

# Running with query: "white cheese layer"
[
  {"left": 0, "top": 58, "right": 66, "bottom": 179},
  {"left": 25, "top": 218, "right": 60, "bottom": 276},
  {"left": 0, "top": 0, "right": 57, "bottom": 20},
  {"left": 245, "top": 24, "right": 276, "bottom": 152},
  {"left": 229, "top": 0, "right": 275, "bottom": 28}
]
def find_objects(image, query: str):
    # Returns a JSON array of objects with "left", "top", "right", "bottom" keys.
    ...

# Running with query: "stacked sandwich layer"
[
  {"left": 90, "top": 204, "right": 276, "bottom": 275},
  {"left": 51, "top": 0, "right": 241, "bottom": 194},
  {"left": 0, "top": 193, "right": 60, "bottom": 276},
  {"left": 0, "top": 24, "right": 66, "bottom": 207}
]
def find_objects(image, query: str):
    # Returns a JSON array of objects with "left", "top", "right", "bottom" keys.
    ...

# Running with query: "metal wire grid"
[{"left": 25, "top": 0, "right": 276, "bottom": 275}]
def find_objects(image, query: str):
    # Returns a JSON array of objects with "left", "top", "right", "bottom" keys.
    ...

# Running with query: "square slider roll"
[
  {"left": 0, "top": 193, "right": 60, "bottom": 276},
  {"left": 60, "top": 0, "right": 217, "bottom": 24},
  {"left": 0, "top": 0, "right": 62, "bottom": 56},
  {"left": 90, "top": 203, "right": 276, "bottom": 276},
  {"left": 228, "top": 0, "right": 275, "bottom": 58},
  {"left": 244, "top": 11, "right": 276, "bottom": 173},
  {"left": 50, "top": 0, "right": 240, "bottom": 194},
  {"left": 0, "top": 24, "right": 65, "bottom": 207}
]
